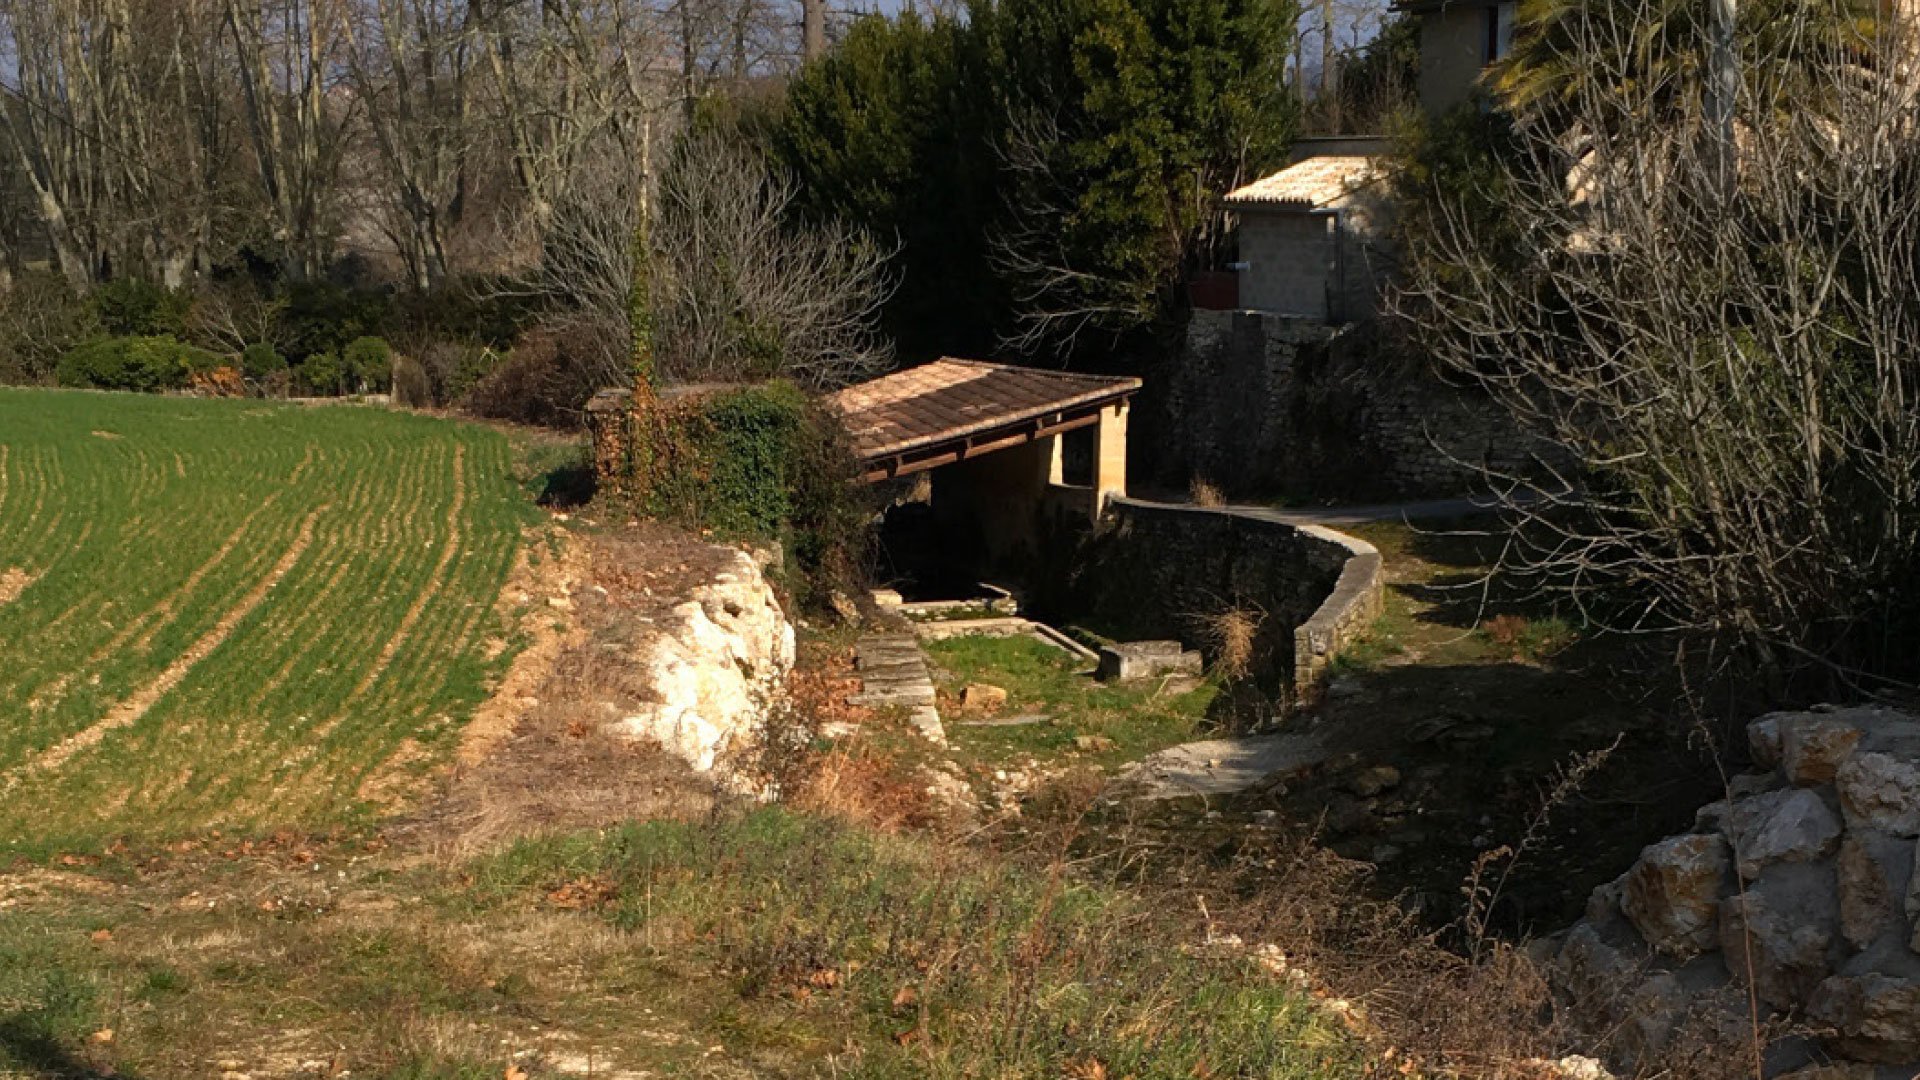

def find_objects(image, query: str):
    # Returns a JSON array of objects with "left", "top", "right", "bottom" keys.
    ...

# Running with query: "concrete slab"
[{"left": 1111, "top": 732, "right": 1330, "bottom": 800}]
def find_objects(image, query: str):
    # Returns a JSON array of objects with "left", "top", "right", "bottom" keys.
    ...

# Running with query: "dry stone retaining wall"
[
  {"left": 1551, "top": 705, "right": 1920, "bottom": 1074},
  {"left": 1136, "top": 310, "right": 1566, "bottom": 499}
]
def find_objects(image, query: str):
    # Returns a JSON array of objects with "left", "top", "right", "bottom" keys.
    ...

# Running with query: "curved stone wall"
[{"left": 1081, "top": 498, "right": 1383, "bottom": 705}]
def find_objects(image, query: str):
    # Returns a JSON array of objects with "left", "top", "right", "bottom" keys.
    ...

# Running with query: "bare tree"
[
  {"left": 514, "top": 130, "right": 649, "bottom": 391},
  {"left": 1394, "top": 0, "right": 1920, "bottom": 685},
  {"left": 226, "top": 0, "right": 356, "bottom": 281},
  {"left": 340, "top": 0, "right": 483, "bottom": 291},
  {"left": 471, "top": 0, "right": 664, "bottom": 236},
  {"left": 652, "top": 130, "right": 894, "bottom": 388},
  {"left": 801, "top": 0, "right": 825, "bottom": 60}
]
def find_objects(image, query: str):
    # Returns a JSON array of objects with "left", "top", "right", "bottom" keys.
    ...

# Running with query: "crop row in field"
[{"left": 0, "top": 389, "right": 533, "bottom": 852}]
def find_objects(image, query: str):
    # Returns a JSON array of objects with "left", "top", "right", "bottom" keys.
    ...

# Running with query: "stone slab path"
[
  {"left": 1124, "top": 487, "right": 1564, "bottom": 527},
  {"left": 1110, "top": 732, "right": 1331, "bottom": 800},
  {"left": 848, "top": 633, "right": 945, "bottom": 744}
]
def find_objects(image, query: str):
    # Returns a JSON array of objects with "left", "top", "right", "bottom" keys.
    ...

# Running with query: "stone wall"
[
  {"left": 1135, "top": 310, "right": 1566, "bottom": 500},
  {"left": 1075, "top": 498, "right": 1382, "bottom": 708},
  {"left": 1550, "top": 706, "right": 1920, "bottom": 1074}
]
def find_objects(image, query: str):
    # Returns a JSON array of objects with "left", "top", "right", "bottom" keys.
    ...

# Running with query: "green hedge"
[
  {"left": 645, "top": 381, "right": 869, "bottom": 607},
  {"left": 55, "top": 336, "right": 223, "bottom": 393}
]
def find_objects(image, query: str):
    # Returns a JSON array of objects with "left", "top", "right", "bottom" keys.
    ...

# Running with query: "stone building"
[
  {"left": 1223, "top": 141, "right": 1393, "bottom": 322},
  {"left": 1402, "top": 0, "right": 1515, "bottom": 114},
  {"left": 824, "top": 358, "right": 1140, "bottom": 582}
]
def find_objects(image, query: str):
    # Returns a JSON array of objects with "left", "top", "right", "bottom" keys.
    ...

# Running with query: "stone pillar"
[
  {"left": 1093, "top": 400, "right": 1129, "bottom": 518},
  {"left": 585, "top": 388, "right": 636, "bottom": 496}
]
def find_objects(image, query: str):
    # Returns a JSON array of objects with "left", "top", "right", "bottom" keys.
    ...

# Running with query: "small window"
[{"left": 1486, "top": 1, "right": 1515, "bottom": 63}]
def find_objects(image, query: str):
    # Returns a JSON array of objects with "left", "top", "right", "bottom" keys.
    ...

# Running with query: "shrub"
[
  {"left": 91, "top": 279, "right": 190, "bottom": 337},
  {"left": 464, "top": 320, "right": 623, "bottom": 429},
  {"left": 392, "top": 353, "right": 433, "bottom": 408},
  {"left": 279, "top": 282, "right": 389, "bottom": 362},
  {"left": 240, "top": 342, "right": 287, "bottom": 380},
  {"left": 55, "top": 335, "right": 220, "bottom": 393},
  {"left": 0, "top": 273, "right": 98, "bottom": 384},
  {"left": 417, "top": 340, "right": 498, "bottom": 406},
  {"left": 645, "top": 381, "right": 870, "bottom": 608},
  {"left": 342, "top": 336, "right": 393, "bottom": 393},
  {"left": 298, "top": 351, "right": 344, "bottom": 396}
]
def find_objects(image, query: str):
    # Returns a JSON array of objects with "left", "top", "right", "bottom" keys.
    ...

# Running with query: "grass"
[
  {"left": 924, "top": 636, "right": 1219, "bottom": 771},
  {"left": 0, "top": 812, "right": 1367, "bottom": 1079},
  {"left": 0, "top": 389, "right": 533, "bottom": 853},
  {"left": 1331, "top": 519, "right": 1584, "bottom": 672}
]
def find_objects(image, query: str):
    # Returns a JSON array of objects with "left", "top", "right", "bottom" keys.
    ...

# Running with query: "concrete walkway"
[
  {"left": 847, "top": 633, "right": 946, "bottom": 744},
  {"left": 1110, "top": 731, "right": 1332, "bottom": 800},
  {"left": 1123, "top": 488, "right": 1562, "bottom": 527}
]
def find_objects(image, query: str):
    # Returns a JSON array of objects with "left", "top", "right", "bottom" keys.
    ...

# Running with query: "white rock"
[{"left": 614, "top": 548, "right": 795, "bottom": 785}]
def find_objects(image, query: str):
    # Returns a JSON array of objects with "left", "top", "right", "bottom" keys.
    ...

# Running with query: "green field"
[{"left": 0, "top": 389, "right": 531, "bottom": 852}]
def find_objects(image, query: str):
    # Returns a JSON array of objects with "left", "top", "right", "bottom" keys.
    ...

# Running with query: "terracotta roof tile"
[
  {"left": 825, "top": 358, "right": 1141, "bottom": 462},
  {"left": 1224, "top": 155, "right": 1384, "bottom": 210}
]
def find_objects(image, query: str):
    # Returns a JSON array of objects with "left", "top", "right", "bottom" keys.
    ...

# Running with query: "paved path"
[
  {"left": 1110, "top": 732, "right": 1331, "bottom": 800},
  {"left": 848, "top": 633, "right": 945, "bottom": 744},
  {"left": 1122, "top": 489, "right": 1561, "bottom": 527}
]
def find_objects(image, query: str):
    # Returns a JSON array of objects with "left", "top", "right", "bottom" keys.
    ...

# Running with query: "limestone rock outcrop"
[
  {"left": 1551, "top": 706, "right": 1920, "bottom": 1074},
  {"left": 615, "top": 548, "right": 795, "bottom": 781}
]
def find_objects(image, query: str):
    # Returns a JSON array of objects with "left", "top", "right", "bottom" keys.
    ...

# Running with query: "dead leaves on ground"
[{"left": 544, "top": 875, "right": 618, "bottom": 911}]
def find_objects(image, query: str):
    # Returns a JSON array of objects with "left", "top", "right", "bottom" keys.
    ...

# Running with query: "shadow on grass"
[
  {"left": 0, "top": 1015, "right": 133, "bottom": 1080},
  {"left": 534, "top": 458, "right": 596, "bottom": 509}
]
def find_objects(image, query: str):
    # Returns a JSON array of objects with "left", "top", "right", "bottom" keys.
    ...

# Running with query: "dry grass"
[
  {"left": 1188, "top": 476, "right": 1227, "bottom": 508},
  {"left": 1197, "top": 606, "right": 1262, "bottom": 680}
]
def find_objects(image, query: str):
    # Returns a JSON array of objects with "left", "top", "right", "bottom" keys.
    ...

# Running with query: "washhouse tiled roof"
[{"left": 826, "top": 358, "right": 1140, "bottom": 465}]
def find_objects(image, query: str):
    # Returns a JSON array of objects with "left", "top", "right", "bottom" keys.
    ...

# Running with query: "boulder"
[
  {"left": 960, "top": 683, "right": 1009, "bottom": 713},
  {"left": 1556, "top": 921, "right": 1647, "bottom": 996},
  {"left": 1782, "top": 719, "right": 1866, "bottom": 787},
  {"left": 1620, "top": 971, "right": 1691, "bottom": 1058},
  {"left": 1723, "top": 787, "right": 1843, "bottom": 880},
  {"left": 1839, "top": 753, "right": 1920, "bottom": 837},
  {"left": 1719, "top": 861, "right": 1838, "bottom": 1010},
  {"left": 1810, "top": 974, "right": 1920, "bottom": 1063},
  {"left": 1838, "top": 830, "right": 1914, "bottom": 951},
  {"left": 1096, "top": 641, "right": 1203, "bottom": 683},
  {"left": 1623, "top": 833, "right": 1732, "bottom": 957},
  {"left": 1752, "top": 713, "right": 1792, "bottom": 769},
  {"left": 617, "top": 549, "right": 797, "bottom": 780},
  {"left": 1346, "top": 764, "right": 1402, "bottom": 798}
]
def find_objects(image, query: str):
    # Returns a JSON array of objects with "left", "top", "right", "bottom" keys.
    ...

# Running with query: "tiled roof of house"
[
  {"left": 826, "top": 358, "right": 1141, "bottom": 463},
  {"left": 1223, "top": 155, "right": 1384, "bottom": 210}
]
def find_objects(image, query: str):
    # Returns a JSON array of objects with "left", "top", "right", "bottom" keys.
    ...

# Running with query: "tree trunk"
[{"left": 802, "top": 0, "right": 826, "bottom": 62}]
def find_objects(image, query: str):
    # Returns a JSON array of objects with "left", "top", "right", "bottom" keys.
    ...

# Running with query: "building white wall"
[
  {"left": 1236, "top": 195, "right": 1394, "bottom": 321},
  {"left": 1239, "top": 212, "right": 1336, "bottom": 318}
]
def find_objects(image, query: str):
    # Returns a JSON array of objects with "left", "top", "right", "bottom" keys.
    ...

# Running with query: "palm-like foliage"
[{"left": 1491, "top": 0, "right": 1883, "bottom": 121}]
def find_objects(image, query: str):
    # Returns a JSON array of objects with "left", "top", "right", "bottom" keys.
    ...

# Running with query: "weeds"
[
  {"left": 1188, "top": 476, "right": 1227, "bottom": 508},
  {"left": 1197, "top": 606, "right": 1264, "bottom": 681},
  {"left": 471, "top": 809, "right": 1369, "bottom": 1078}
]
